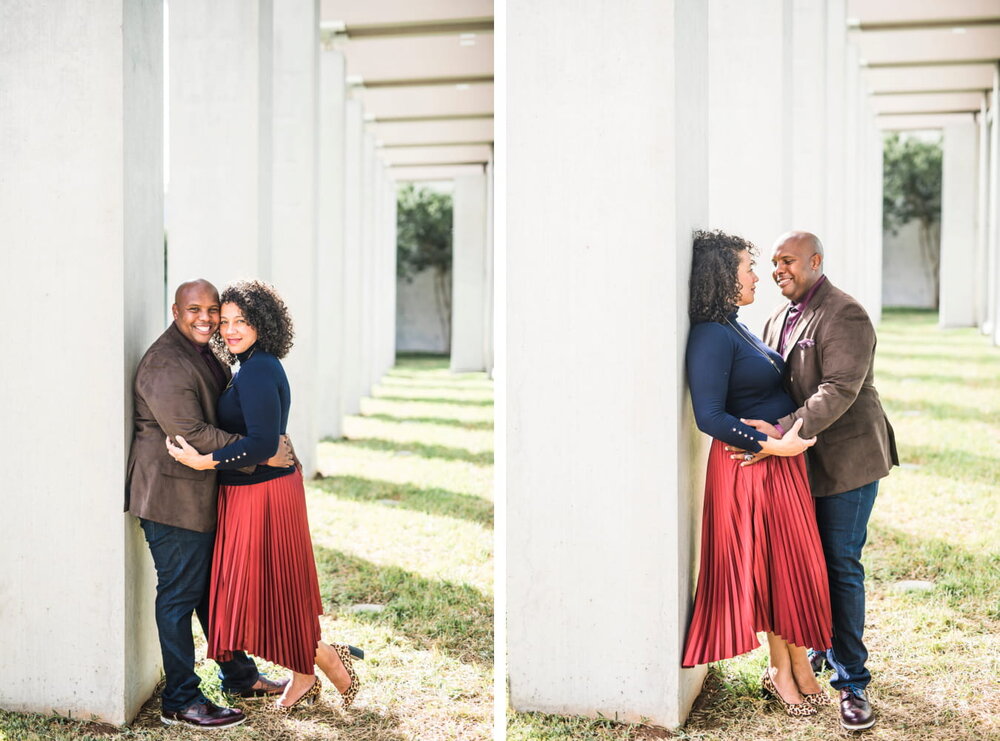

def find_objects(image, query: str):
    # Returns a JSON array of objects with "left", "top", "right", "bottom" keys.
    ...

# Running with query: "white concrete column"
[
  {"left": 940, "top": 121, "right": 979, "bottom": 328},
  {"left": 167, "top": 0, "right": 272, "bottom": 292},
  {"left": 451, "top": 172, "right": 488, "bottom": 372},
  {"left": 707, "top": 0, "right": 787, "bottom": 333},
  {"left": 385, "top": 180, "right": 399, "bottom": 374},
  {"left": 988, "top": 72, "right": 1000, "bottom": 344},
  {"left": 371, "top": 162, "right": 388, "bottom": 386},
  {"left": 359, "top": 132, "right": 376, "bottom": 398},
  {"left": 825, "top": 0, "right": 847, "bottom": 262},
  {"left": 268, "top": 0, "right": 319, "bottom": 476},
  {"left": 377, "top": 176, "right": 398, "bottom": 378},
  {"left": 864, "top": 119, "right": 884, "bottom": 324},
  {"left": 0, "top": 0, "right": 161, "bottom": 723},
  {"left": 707, "top": 0, "right": 832, "bottom": 332},
  {"left": 483, "top": 154, "right": 496, "bottom": 375},
  {"left": 341, "top": 99, "right": 364, "bottom": 415},
  {"left": 317, "top": 47, "right": 347, "bottom": 439},
  {"left": 507, "top": 0, "right": 708, "bottom": 728},
  {"left": 837, "top": 39, "right": 861, "bottom": 296},
  {"left": 789, "top": 0, "right": 829, "bottom": 236},
  {"left": 975, "top": 94, "right": 991, "bottom": 328}
]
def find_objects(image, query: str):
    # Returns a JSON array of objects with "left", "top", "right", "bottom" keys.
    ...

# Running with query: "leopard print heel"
[
  {"left": 333, "top": 643, "right": 361, "bottom": 709},
  {"left": 761, "top": 671, "right": 818, "bottom": 717}
]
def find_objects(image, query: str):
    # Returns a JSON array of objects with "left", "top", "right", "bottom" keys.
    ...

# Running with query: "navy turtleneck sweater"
[
  {"left": 686, "top": 313, "right": 796, "bottom": 453},
  {"left": 210, "top": 344, "right": 295, "bottom": 485}
]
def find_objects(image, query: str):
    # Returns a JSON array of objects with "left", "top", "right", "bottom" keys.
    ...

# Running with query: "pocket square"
[{"left": 797, "top": 338, "right": 816, "bottom": 348}]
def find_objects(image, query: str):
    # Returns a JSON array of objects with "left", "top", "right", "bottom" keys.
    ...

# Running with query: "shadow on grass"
[
  {"left": 877, "top": 369, "right": 995, "bottom": 388},
  {"left": 314, "top": 546, "right": 493, "bottom": 667},
  {"left": 313, "top": 474, "right": 493, "bottom": 528},
  {"left": 883, "top": 399, "right": 998, "bottom": 425},
  {"left": 877, "top": 350, "right": 996, "bottom": 365},
  {"left": 866, "top": 522, "right": 1000, "bottom": 620},
  {"left": 895, "top": 444, "right": 1000, "bottom": 486},
  {"left": 374, "top": 395, "right": 493, "bottom": 407},
  {"left": 340, "top": 436, "right": 494, "bottom": 466},
  {"left": 361, "top": 412, "right": 493, "bottom": 432}
]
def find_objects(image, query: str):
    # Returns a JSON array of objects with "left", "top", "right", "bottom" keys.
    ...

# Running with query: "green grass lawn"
[
  {"left": 0, "top": 355, "right": 493, "bottom": 741},
  {"left": 508, "top": 309, "right": 1000, "bottom": 741}
]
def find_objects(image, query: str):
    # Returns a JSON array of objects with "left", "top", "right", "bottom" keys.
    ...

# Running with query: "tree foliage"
[
  {"left": 397, "top": 183, "right": 453, "bottom": 280},
  {"left": 882, "top": 132, "right": 942, "bottom": 306},
  {"left": 396, "top": 183, "right": 454, "bottom": 349}
]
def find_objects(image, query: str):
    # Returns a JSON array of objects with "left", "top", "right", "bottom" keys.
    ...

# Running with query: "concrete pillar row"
[
  {"left": 507, "top": 0, "right": 709, "bottom": 727},
  {"left": 940, "top": 121, "right": 980, "bottom": 328},
  {"left": 0, "top": 0, "right": 162, "bottom": 723},
  {"left": 317, "top": 47, "right": 347, "bottom": 439}
]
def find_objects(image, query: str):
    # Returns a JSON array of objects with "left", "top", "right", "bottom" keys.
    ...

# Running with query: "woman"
[
  {"left": 166, "top": 279, "right": 363, "bottom": 711},
  {"left": 681, "top": 230, "right": 833, "bottom": 717}
]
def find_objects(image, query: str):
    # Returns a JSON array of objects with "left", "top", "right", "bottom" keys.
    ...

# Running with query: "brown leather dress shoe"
[
  {"left": 228, "top": 674, "right": 290, "bottom": 698},
  {"left": 839, "top": 687, "right": 876, "bottom": 731},
  {"left": 160, "top": 699, "right": 246, "bottom": 729}
]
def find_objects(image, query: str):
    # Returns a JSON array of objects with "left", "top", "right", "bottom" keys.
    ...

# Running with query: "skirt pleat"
[
  {"left": 681, "top": 439, "right": 832, "bottom": 668},
  {"left": 208, "top": 469, "right": 323, "bottom": 674}
]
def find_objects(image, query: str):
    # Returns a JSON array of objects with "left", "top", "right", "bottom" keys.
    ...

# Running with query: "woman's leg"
[
  {"left": 788, "top": 642, "right": 823, "bottom": 695},
  {"left": 276, "top": 671, "right": 318, "bottom": 707},
  {"left": 315, "top": 640, "right": 352, "bottom": 693},
  {"left": 765, "top": 633, "right": 805, "bottom": 704}
]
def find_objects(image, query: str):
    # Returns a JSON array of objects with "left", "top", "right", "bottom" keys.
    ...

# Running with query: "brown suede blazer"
[
  {"left": 125, "top": 323, "right": 242, "bottom": 532},
  {"left": 762, "top": 278, "right": 898, "bottom": 498}
]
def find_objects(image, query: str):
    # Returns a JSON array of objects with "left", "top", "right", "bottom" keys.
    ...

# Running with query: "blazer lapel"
[
  {"left": 782, "top": 306, "right": 815, "bottom": 361},
  {"left": 167, "top": 324, "right": 224, "bottom": 394}
]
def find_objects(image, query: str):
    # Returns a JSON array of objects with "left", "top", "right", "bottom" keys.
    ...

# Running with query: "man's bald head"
[
  {"left": 771, "top": 231, "right": 824, "bottom": 302},
  {"left": 171, "top": 279, "right": 221, "bottom": 345},
  {"left": 174, "top": 279, "right": 220, "bottom": 307}
]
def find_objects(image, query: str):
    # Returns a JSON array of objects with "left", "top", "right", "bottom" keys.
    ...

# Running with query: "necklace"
[
  {"left": 725, "top": 318, "right": 782, "bottom": 377},
  {"left": 224, "top": 347, "right": 256, "bottom": 391}
]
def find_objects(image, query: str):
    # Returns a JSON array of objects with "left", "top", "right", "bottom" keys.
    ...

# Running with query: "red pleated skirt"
[
  {"left": 681, "top": 439, "right": 832, "bottom": 667},
  {"left": 208, "top": 468, "right": 323, "bottom": 674}
]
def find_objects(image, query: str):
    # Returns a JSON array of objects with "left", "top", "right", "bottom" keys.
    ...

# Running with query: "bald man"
[
  {"left": 742, "top": 233, "right": 897, "bottom": 732},
  {"left": 126, "top": 280, "right": 291, "bottom": 728}
]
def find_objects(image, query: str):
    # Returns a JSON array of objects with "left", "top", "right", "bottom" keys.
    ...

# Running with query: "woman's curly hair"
[
  {"left": 211, "top": 279, "right": 295, "bottom": 363},
  {"left": 688, "top": 229, "right": 756, "bottom": 324}
]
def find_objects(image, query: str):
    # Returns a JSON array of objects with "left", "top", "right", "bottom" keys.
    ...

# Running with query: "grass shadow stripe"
[
  {"left": 361, "top": 412, "right": 494, "bottom": 432},
  {"left": 312, "top": 474, "right": 493, "bottom": 528},
  {"left": 340, "top": 436, "right": 494, "bottom": 466},
  {"left": 374, "top": 394, "right": 494, "bottom": 407},
  {"left": 314, "top": 546, "right": 493, "bottom": 667}
]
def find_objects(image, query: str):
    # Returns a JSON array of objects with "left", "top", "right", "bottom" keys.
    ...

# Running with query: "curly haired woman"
[
  {"left": 681, "top": 231, "right": 833, "bottom": 718},
  {"left": 166, "top": 279, "right": 363, "bottom": 711}
]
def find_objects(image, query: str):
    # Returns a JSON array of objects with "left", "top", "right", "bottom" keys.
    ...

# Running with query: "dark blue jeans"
[
  {"left": 140, "top": 519, "right": 259, "bottom": 710},
  {"left": 813, "top": 481, "right": 878, "bottom": 691}
]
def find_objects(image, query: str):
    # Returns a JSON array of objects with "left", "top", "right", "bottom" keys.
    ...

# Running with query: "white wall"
[
  {"left": 0, "top": 0, "right": 161, "bottom": 723},
  {"left": 397, "top": 269, "right": 451, "bottom": 353},
  {"left": 507, "top": 0, "right": 708, "bottom": 727},
  {"left": 882, "top": 219, "right": 938, "bottom": 308}
]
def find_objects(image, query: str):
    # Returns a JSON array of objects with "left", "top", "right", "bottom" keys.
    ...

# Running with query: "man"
[
  {"left": 126, "top": 279, "right": 292, "bottom": 729},
  {"left": 744, "top": 232, "right": 898, "bottom": 731}
]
